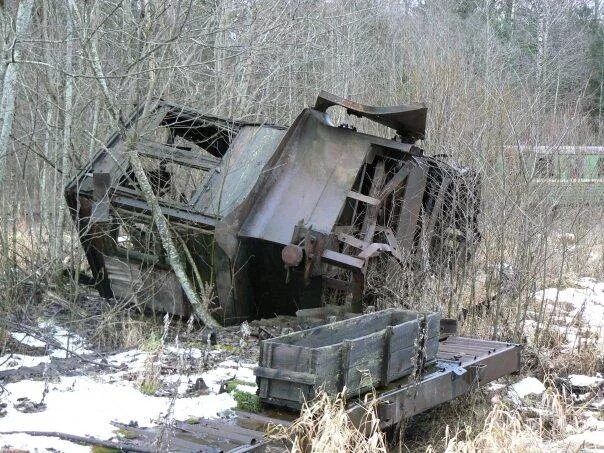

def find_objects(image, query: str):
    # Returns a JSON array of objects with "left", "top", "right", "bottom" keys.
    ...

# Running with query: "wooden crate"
[{"left": 255, "top": 308, "right": 440, "bottom": 409}]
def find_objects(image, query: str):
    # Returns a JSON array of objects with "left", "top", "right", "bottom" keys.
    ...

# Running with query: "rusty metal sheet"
[
  {"left": 314, "top": 91, "right": 427, "bottom": 141},
  {"left": 67, "top": 95, "right": 482, "bottom": 325},
  {"left": 238, "top": 109, "right": 371, "bottom": 245},
  {"left": 195, "top": 125, "right": 286, "bottom": 217}
]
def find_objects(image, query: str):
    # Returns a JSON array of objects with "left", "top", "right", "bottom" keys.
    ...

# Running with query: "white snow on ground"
[
  {"left": 532, "top": 277, "right": 604, "bottom": 351},
  {"left": 0, "top": 376, "right": 236, "bottom": 439},
  {"left": 0, "top": 353, "right": 51, "bottom": 371},
  {"left": 0, "top": 323, "right": 260, "bottom": 451},
  {"left": 7, "top": 321, "right": 94, "bottom": 359},
  {"left": 524, "top": 278, "right": 604, "bottom": 450},
  {"left": 202, "top": 359, "right": 257, "bottom": 393},
  {"left": 10, "top": 332, "right": 47, "bottom": 348},
  {"left": 0, "top": 433, "right": 89, "bottom": 453},
  {"left": 568, "top": 373, "right": 604, "bottom": 388},
  {"left": 38, "top": 321, "right": 94, "bottom": 358},
  {"left": 509, "top": 376, "right": 546, "bottom": 399},
  {"left": 562, "top": 428, "right": 604, "bottom": 450}
]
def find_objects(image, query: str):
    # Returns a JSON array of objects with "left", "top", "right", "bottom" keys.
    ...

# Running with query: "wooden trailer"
[{"left": 255, "top": 309, "right": 441, "bottom": 409}]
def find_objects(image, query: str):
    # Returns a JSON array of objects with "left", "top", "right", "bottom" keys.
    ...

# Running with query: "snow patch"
[
  {"left": 563, "top": 430, "right": 604, "bottom": 449},
  {"left": 10, "top": 332, "right": 47, "bottom": 349},
  {"left": 533, "top": 278, "right": 604, "bottom": 351},
  {"left": 0, "top": 433, "right": 89, "bottom": 453},
  {"left": 38, "top": 322, "right": 93, "bottom": 358},
  {"left": 568, "top": 374, "right": 604, "bottom": 388},
  {"left": 509, "top": 377, "right": 546, "bottom": 399},
  {"left": 0, "top": 353, "right": 50, "bottom": 371},
  {"left": 0, "top": 375, "right": 236, "bottom": 441}
]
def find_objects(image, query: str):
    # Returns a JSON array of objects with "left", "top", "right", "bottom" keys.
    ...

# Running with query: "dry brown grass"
[
  {"left": 424, "top": 379, "right": 580, "bottom": 453},
  {"left": 434, "top": 402, "right": 548, "bottom": 453},
  {"left": 268, "top": 389, "right": 387, "bottom": 453}
]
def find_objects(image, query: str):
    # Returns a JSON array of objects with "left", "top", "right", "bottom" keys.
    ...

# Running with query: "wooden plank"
[
  {"left": 174, "top": 419, "right": 264, "bottom": 443},
  {"left": 321, "top": 276, "right": 352, "bottom": 292},
  {"left": 321, "top": 249, "right": 364, "bottom": 270},
  {"left": 138, "top": 140, "right": 221, "bottom": 170},
  {"left": 396, "top": 162, "right": 428, "bottom": 251},
  {"left": 255, "top": 366, "right": 317, "bottom": 385},
  {"left": 360, "top": 160, "right": 386, "bottom": 242},
  {"left": 336, "top": 232, "right": 369, "bottom": 250},
  {"left": 381, "top": 227, "right": 403, "bottom": 262},
  {"left": 347, "top": 190, "right": 380, "bottom": 206},
  {"left": 424, "top": 176, "right": 450, "bottom": 239},
  {"left": 378, "top": 161, "right": 412, "bottom": 200},
  {"left": 112, "top": 195, "right": 217, "bottom": 227}
]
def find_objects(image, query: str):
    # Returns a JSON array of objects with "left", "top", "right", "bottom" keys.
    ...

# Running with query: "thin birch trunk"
[
  {"left": 0, "top": 0, "right": 35, "bottom": 267},
  {"left": 54, "top": 8, "right": 75, "bottom": 266},
  {"left": 0, "top": 0, "right": 35, "bottom": 186}
]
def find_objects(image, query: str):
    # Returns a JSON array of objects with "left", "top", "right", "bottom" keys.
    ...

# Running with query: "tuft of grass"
[
  {"left": 433, "top": 402, "right": 547, "bottom": 453},
  {"left": 116, "top": 428, "right": 139, "bottom": 440},
  {"left": 219, "top": 343, "right": 240, "bottom": 353},
  {"left": 232, "top": 389, "right": 262, "bottom": 413},
  {"left": 225, "top": 379, "right": 251, "bottom": 393},
  {"left": 139, "top": 379, "right": 160, "bottom": 396},
  {"left": 142, "top": 331, "right": 163, "bottom": 352}
]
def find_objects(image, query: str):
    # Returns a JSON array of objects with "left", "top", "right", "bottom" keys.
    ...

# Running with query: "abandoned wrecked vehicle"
[{"left": 66, "top": 92, "right": 480, "bottom": 325}]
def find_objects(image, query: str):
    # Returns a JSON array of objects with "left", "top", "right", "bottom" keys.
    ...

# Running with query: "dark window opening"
[
  {"left": 535, "top": 156, "right": 554, "bottom": 178},
  {"left": 597, "top": 156, "right": 604, "bottom": 178}
]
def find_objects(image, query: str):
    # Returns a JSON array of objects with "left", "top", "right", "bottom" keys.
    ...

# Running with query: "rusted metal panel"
[
  {"left": 238, "top": 109, "right": 371, "bottom": 245},
  {"left": 314, "top": 90, "right": 427, "bottom": 142},
  {"left": 91, "top": 172, "right": 111, "bottom": 222},
  {"left": 195, "top": 126, "right": 286, "bottom": 217}
]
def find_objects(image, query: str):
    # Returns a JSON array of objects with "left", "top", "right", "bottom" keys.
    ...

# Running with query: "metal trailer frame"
[{"left": 347, "top": 336, "right": 521, "bottom": 430}]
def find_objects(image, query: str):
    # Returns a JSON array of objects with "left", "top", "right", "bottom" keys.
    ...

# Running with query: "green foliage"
[
  {"left": 91, "top": 447, "right": 120, "bottom": 453},
  {"left": 225, "top": 379, "right": 249, "bottom": 393},
  {"left": 139, "top": 379, "right": 160, "bottom": 396},
  {"left": 218, "top": 343, "right": 240, "bottom": 353},
  {"left": 116, "top": 428, "right": 139, "bottom": 439},
  {"left": 224, "top": 380, "right": 262, "bottom": 412},
  {"left": 231, "top": 389, "right": 262, "bottom": 413},
  {"left": 141, "top": 331, "right": 163, "bottom": 352}
]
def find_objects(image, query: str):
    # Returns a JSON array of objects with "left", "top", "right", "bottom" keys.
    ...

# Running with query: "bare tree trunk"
[
  {"left": 0, "top": 0, "right": 35, "bottom": 186},
  {"left": 53, "top": 7, "right": 75, "bottom": 266},
  {"left": 0, "top": 0, "right": 35, "bottom": 266}
]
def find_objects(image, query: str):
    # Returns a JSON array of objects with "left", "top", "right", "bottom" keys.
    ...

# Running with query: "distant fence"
[{"left": 504, "top": 146, "right": 604, "bottom": 206}]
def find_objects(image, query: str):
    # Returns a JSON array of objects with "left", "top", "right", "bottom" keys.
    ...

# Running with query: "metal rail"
[{"left": 347, "top": 336, "right": 521, "bottom": 429}]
